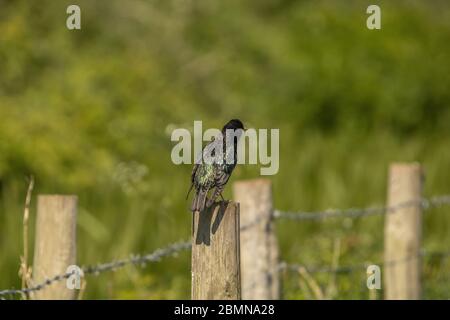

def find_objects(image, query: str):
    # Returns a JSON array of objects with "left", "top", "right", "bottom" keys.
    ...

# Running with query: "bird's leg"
[{"left": 219, "top": 192, "right": 225, "bottom": 201}]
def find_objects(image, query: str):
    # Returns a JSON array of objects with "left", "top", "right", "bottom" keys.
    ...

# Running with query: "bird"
[{"left": 187, "top": 119, "right": 245, "bottom": 212}]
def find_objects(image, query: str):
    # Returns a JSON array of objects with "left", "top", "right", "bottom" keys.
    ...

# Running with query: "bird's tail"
[{"left": 191, "top": 189, "right": 208, "bottom": 212}]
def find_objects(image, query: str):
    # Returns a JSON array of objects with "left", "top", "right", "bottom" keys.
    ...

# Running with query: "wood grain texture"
[
  {"left": 191, "top": 201, "right": 241, "bottom": 300},
  {"left": 384, "top": 163, "right": 423, "bottom": 300},
  {"left": 234, "top": 179, "right": 280, "bottom": 299},
  {"left": 32, "top": 195, "right": 77, "bottom": 300}
]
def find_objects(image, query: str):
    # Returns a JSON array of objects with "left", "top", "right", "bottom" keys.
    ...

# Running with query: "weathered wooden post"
[
  {"left": 384, "top": 163, "right": 423, "bottom": 300},
  {"left": 234, "top": 179, "right": 280, "bottom": 299},
  {"left": 191, "top": 201, "right": 241, "bottom": 299},
  {"left": 32, "top": 195, "right": 78, "bottom": 299}
]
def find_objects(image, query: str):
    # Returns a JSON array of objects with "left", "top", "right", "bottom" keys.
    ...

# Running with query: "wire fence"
[
  {"left": 274, "top": 194, "right": 450, "bottom": 221},
  {"left": 237, "top": 249, "right": 450, "bottom": 296},
  {"left": 1, "top": 194, "right": 450, "bottom": 299},
  {"left": 240, "top": 194, "right": 450, "bottom": 230},
  {"left": 2, "top": 242, "right": 449, "bottom": 299},
  {"left": 0, "top": 241, "right": 191, "bottom": 299},
  {"left": 271, "top": 193, "right": 450, "bottom": 298}
]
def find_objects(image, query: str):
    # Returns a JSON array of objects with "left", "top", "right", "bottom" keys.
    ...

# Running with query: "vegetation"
[{"left": 1, "top": 0, "right": 449, "bottom": 299}]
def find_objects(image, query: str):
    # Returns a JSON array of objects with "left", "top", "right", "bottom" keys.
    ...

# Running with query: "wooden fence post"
[
  {"left": 384, "top": 163, "right": 423, "bottom": 300},
  {"left": 32, "top": 195, "right": 78, "bottom": 300},
  {"left": 191, "top": 201, "right": 241, "bottom": 299},
  {"left": 233, "top": 179, "right": 280, "bottom": 300}
]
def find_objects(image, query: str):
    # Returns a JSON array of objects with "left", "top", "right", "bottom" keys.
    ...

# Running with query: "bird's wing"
[
  {"left": 205, "top": 169, "right": 230, "bottom": 207},
  {"left": 187, "top": 133, "right": 221, "bottom": 200},
  {"left": 191, "top": 162, "right": 199, "bottom": 183},
  {"left": 215, "top": 168, "right": 231, "bottom": 187},
  {"left": 186, "top": 163, "right": 198, "bottom": 200}
]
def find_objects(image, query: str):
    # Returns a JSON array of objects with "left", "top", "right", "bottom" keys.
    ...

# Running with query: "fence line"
[
  {"left": 3, "top": 236, "right": 448, "bottom": 300},
  {"left": 0, "top": 191, "right": 450, "bottom": 299},
  {"left": 0, "top": 241, "right": 191, "bottom": 299},
  {"left": 239, "top": 249, "right": 450, "bottom": 296},
  {"left": 1, "top": 243, "right": 449, "bottom": 299},
  {"left": 239, "top": 194, "right": 450, "bottom": 231},
  {"left": 273, "top": 194, "right": 450, "bottom": 221},
  {"left": 237, "top": 166, "right": 450, "bottom": 300}
]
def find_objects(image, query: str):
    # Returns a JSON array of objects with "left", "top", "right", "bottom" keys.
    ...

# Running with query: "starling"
[{"left": 187, "top": 119, "right": 245, "bottom": 212}]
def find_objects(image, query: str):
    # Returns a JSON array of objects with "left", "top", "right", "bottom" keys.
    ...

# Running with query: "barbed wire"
[
  {"left": 2, "top": 242, "right": 449, "bottom": 299},
  {"left": 242, "top": 249, "right": 450, "bottom": 295},
  {"left": 0, "top": 240, "right": 191, "bottom": 299},
  {"left": 274, "top": 195, "right": 450, "bottom": 221}
]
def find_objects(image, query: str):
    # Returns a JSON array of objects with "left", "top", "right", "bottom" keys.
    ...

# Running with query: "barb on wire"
[
  {"left": 0, "top": 240, "right": 191, "bottom": 299},
  {"left": 274, "top": 195, "right": 450, "bottom": 221}
]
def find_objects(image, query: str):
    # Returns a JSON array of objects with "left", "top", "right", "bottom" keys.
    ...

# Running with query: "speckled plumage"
[{"left": 188, "top": 119, "right": 245, "bottom": 212}]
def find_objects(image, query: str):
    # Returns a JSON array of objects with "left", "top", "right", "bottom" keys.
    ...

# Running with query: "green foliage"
[{"left": 1, "top": 0, "right": 449, "bottom": 299}]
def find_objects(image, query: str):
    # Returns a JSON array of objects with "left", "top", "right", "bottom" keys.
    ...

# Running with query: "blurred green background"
[{"left": 1, "top": 0, "right": 449, "bottom": 299}]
